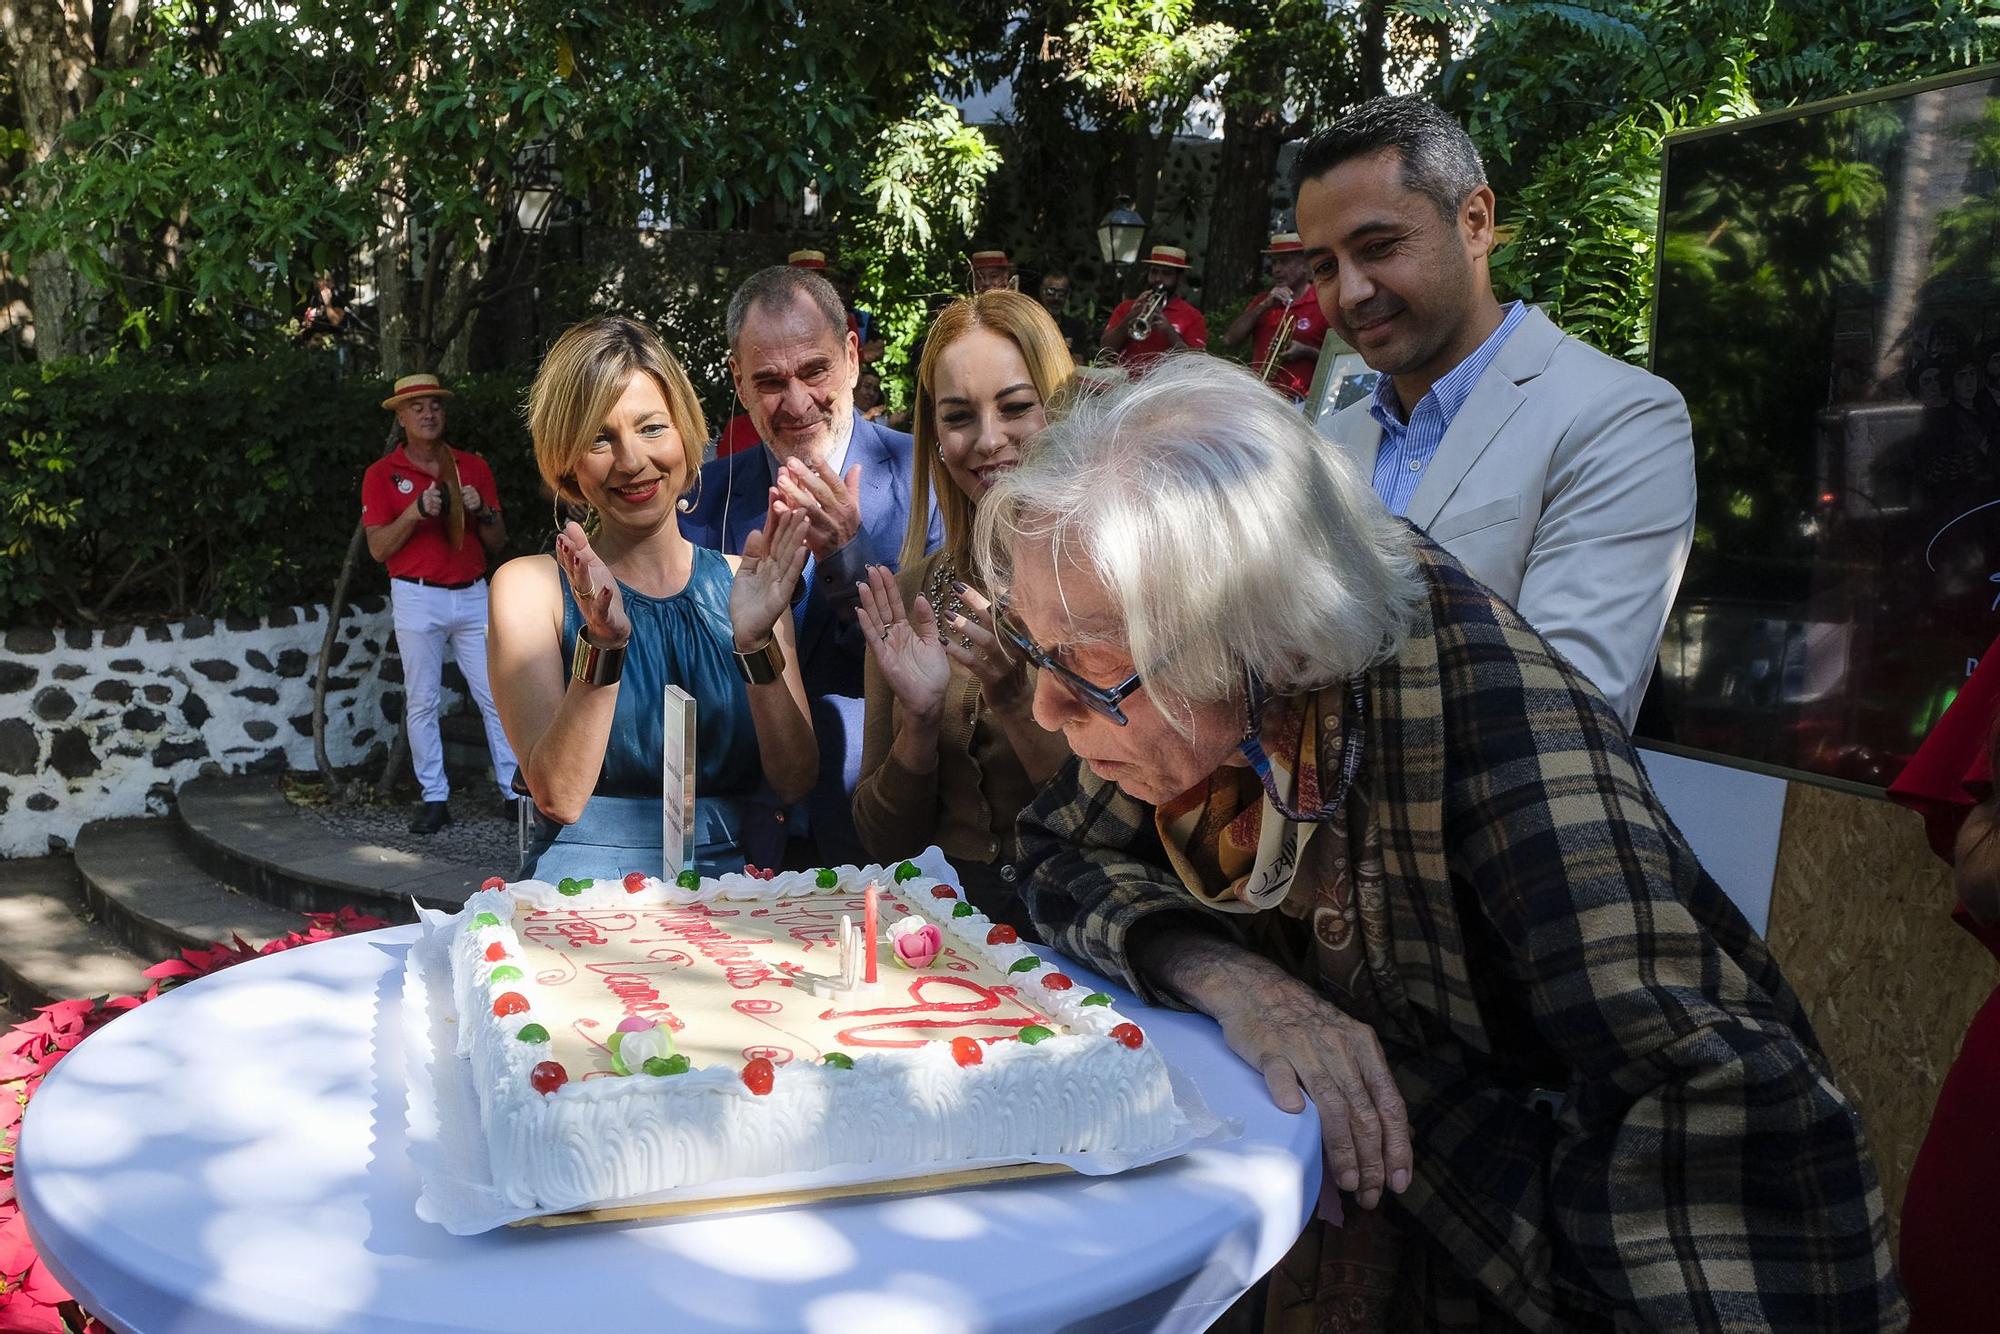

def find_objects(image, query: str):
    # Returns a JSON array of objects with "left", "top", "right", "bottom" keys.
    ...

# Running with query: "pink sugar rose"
[{"left": 888, "top": 918, "right": 942, "bottom": 970}]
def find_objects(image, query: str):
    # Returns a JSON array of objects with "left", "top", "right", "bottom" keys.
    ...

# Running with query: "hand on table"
[
  {"left": 554, "top": 521, "right": 630, "bottom": 651},
  {"left": 1210, "top": 966, "right": 1411, "bottom": 1210},
  {"left": 731, "top": 509, "right": 811, "bottom": 652},
  {"left": 856, "top": 565, "right": 950, "bottom": 726},
  {"left": 771, "top": 455, "right": 862, "bottom": 561}
]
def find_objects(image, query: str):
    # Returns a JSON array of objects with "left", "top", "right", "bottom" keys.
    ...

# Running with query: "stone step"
[
  {"left": 0, "top": 856, "right": 154, "bottom": 1011},
  {"left": 175, "top": 772, "right": 484, "bottom": 919},
  {"left": 73, "top": 817, "right": 307, "bottom": 964}
]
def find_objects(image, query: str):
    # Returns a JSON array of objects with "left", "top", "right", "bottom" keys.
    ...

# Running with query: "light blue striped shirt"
[{"left": 1369, "top": 300, "right": 1527, "bottom": 516}]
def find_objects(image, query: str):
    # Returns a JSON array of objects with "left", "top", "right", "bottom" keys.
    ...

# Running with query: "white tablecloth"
[{"left": 19, "top": 926, "right": 1320, "bottom": 1334}]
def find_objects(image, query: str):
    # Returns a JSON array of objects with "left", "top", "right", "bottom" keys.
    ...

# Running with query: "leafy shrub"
[{"left": 0, "top": 353, "right": 539, "bottom": 626}]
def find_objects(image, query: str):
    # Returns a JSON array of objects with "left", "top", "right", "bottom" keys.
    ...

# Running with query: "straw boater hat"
[
  {"left": 1143, "top": 244, "right": 1191, "bottom": 269},
  {"left": 787, "top": 249, "right": 829, "bottom": 270},
  {"left": 1262, "top": 232, "right": 1304, "bottom": 254},
  {"left": 969, "top": 249, "right": 1013, "bottom": 271},
  {"left": 381, "top": 373, "right": 453, "bottom": 411}
]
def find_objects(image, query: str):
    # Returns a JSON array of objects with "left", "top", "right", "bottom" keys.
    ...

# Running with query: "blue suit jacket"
[{"left": 680, "top": 411, "right": 941, "bottom": 863}]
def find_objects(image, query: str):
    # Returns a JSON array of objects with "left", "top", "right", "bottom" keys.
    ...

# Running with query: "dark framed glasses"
[{"left": 992, "top": 603, "right": 1146, "bottom": 725}]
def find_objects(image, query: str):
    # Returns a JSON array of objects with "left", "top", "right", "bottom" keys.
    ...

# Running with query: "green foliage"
[
  {"left": 0, "top": 354, "right": 535, "bottom": 626},
  {"left": 1064, "top": 0, "right": 1240, "bottom": 129},
  {"left": 842, "top": 97, "right": 1004, "bottom": 397},
  {"left": 1412, "top": 0, "right": 2000, "bottom": 364}
]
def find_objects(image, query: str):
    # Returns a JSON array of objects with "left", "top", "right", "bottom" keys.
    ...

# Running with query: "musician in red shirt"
[
  {"left": 360, "top": 373, "right": 519, "bottom": 834},
  {"left": 1101, "top": 244, "right": 1207, "bottom": 372},
  {"left": 1222, "top": 231, "right": 1327, "bottom": 401}
]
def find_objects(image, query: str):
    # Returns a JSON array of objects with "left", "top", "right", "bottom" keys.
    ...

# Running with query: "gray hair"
[
  {"left": 725, "top": 265, "right": 847, "bottom": 350},
  {"left": 1292, "top": 95, "right": 1486, "bottom": 224},
  {"left": 973, "top": 355, "right": 1423, "bottom": 715}
]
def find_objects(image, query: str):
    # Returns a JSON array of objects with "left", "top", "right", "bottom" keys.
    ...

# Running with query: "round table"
[{"left": 19, "top": 927, "right": 1320, "bottom": 1333}]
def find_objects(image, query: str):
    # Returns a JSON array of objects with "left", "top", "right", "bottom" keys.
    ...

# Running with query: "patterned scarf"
[{"left": 1153, "top": 681, "right": 1364, "bottom": 914}]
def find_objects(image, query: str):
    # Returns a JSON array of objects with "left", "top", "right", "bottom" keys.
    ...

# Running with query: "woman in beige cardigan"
[{"left": 853, "top": 293, "right": 1075, "bottom": 933}]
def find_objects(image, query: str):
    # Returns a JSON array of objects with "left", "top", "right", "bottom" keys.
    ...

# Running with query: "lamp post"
[{"left": 1097, "top": 197, "right": 1148, "bottom": 270}]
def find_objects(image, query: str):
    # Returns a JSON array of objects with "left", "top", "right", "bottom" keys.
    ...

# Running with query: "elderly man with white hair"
[{"left": 975, "top": 356, "right": 1901, "bottom": 1330}]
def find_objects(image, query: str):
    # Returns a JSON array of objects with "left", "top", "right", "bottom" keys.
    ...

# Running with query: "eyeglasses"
[{"left": 992, "top": 603, "right": 1146, "bottom": 725}]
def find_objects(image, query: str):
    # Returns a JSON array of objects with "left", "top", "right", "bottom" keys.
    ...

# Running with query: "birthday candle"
[{"left": 863, "top": 882, "right": 879, "bottom": 984}]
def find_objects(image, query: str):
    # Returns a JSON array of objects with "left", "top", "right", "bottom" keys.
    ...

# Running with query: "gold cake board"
[{"left": 511, "top": 1160, "right": 1073, "bottom": 1228}]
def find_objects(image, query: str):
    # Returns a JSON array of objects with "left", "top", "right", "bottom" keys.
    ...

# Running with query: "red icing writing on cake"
[
  {"left": 646, "top": 906, "right": 777, "bottom": 990},
  {"left": 826, "top": 975, "right": 1053, "bottom": 1049}
]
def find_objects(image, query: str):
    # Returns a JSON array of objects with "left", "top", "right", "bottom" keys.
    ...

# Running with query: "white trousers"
[{"left": 389, "top": 579, "right": 519, "bottom": 803}]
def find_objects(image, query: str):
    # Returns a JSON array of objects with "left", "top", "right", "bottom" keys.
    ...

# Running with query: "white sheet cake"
[{"left": 446, "top": 859, "right": 1189, "bottom": 1211}]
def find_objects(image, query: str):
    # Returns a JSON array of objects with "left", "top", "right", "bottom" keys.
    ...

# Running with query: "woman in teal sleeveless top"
[{"left": 489, "top": 317, "right": 817, "bottom": 883}]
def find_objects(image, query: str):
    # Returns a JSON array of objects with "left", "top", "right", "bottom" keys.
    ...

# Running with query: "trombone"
[{"left": 1129, "top": 284, "right": 1170, "bottom": 340}]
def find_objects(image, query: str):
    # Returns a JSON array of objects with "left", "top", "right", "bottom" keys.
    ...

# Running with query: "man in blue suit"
[{"left": 682, "top": 264, "right": 939, "bottom": 865}]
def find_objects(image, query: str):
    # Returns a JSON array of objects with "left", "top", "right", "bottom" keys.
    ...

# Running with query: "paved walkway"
[{"left": 287, "top": 785, "right": 517, "bottom": 868}]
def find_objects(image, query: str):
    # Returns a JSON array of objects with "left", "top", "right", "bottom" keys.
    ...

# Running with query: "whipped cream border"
[{"left": 447, "top": 860, "right": 1188, "bottom": 1211}]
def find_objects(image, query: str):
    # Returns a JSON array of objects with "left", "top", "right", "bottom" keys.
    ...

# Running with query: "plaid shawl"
[{"left": 1015, "top": 536, "right": 1904, "bottom": 1332}]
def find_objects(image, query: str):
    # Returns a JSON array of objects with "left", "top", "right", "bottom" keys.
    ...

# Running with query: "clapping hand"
[
  {"left": 554, "top": 521, "right": 630, "bottom": 650},
  {"left": 856, "top": 565, "right": 950, "bottom": 726},
  {"left": 936, "top": 581, "right": 1031, "bottom": 715},
  {"left": 730, "top": 509, "right": 811, "bottom": 653},
  {"left": 770, "top": 455, "right": 863, "bottom": 561}
]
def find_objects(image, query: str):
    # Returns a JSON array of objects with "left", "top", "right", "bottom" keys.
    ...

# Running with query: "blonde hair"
[
  {"left": 973, "top": 354, "right": 1422, "bottom": 716},
  {"left": 900, "top": 291, "right": 1077, "bottom": 573},
  {"left": 528, "top": 316, "right": 709, "bottom": 507}
]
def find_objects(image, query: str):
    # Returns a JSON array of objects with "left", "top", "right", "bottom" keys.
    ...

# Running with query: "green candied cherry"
[
  {"left": 1007, "top": 957, "right": 1041, "bottom": 974},
  {"left": 894, "top": 861, "right": 920, "bottom": 883},
  {"left": 951, "top": 902, "right": 975, "bottom": 919},
  {"left": 1017, "top": 1025, "right": 1054, "bottom": 1045},
  {"left": 1081, "top": 992, "right": 1113, "bottom": 1007},
  {"left": 515, "top": 1023, "right": 551, "bottom": 1044},
  {"left": 644, "top": 1054, "right": 691, "bottom": 1076},
  {"left": 557, "top": 877, "right": 585, "bottom": 897},
  {"left": 487, "top": 964, "right": 523, "bottom": 982},
  {"left": 676, "top": 869, "right": 701, "bottom": 890},
  {"left": 821, "top": 1051, "right": 855, "bottom": 1069},
  {"left": 469, "top": 911, "right": 501, "bottom": 929},
  {"left": 815, "top": 867, "right": 838, "bottom": 889}
]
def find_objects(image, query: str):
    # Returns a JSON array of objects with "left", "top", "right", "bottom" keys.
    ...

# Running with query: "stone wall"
[{"left": 0, "top": 597, "right": 424, "bottom": 858}]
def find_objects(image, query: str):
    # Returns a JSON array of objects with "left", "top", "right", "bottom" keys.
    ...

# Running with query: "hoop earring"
[{"left": 675, "top": 464, "right": 705, "bottom": 515}]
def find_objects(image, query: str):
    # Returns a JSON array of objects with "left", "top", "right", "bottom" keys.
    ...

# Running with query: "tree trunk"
[
  {"left": 375, "top": 185, "right": 411, "bottom": 380},
  {"left": 1206, "top": 52, "right": 1287, "bottom": 314},
  {"left": 2, "top": 0, "right": 146, "bottom": 358},
  {"left": 1359, "top": 0, "right": 1389, "bottom": 100},
  {"left": 313, "top": 520, "right": 367, "bottom": 786}
]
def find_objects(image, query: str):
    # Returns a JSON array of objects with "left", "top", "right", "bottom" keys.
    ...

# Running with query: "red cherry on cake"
[
  {"left": 741, "top": 1057, "right": 775, "bottom": 1095},
  {"left": 1110, "top": 1023, "right": 1145, "bottom": 1050},
  {"left": 623, "top": 872, "right": 647, "bottom": 894},
  {"left": 530, "top": 1061, "right": 567, "bottom": 1094},
  {"left": 483, "top": 942, "right": 506, "bottom": 962},
  {"left": 492, "top": 991, "right": 529, "bottom": 1017},
  {"left": 1042, "top": 973, "right": 1074, "bottom": 991},
  {"left": 986, "top": 925, "right": 1018, "bottom": 945},
  {"left": 481, "top": 876, "right": 505, "bottom": 891},
  {"left": 950, "top": 1036, "right": 983, "bottom": 1068},
  {"left": 930, "top": 886, "right": 957, "bottom": 900}
]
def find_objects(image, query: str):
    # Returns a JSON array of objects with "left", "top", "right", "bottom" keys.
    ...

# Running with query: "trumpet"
[
  {"left": 1258, "top": 310, "right": 1301, "bottom": 384},
  {"left": 1128, "top": 284, "right": 1169, "bottom": 341}
]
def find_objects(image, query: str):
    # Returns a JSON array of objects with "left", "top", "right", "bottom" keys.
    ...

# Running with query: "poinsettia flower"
[
  {"left": 0, "top": 1205, "right": 39, "bottom": 1275},
  {"left": 0, "top": 1289, "right": 69, "bottom": 1334}
]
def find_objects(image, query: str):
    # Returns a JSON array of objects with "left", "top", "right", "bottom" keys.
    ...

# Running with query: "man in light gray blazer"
[{"left": 1297, "top": 96, "right": 1694, "bottom": 727}]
